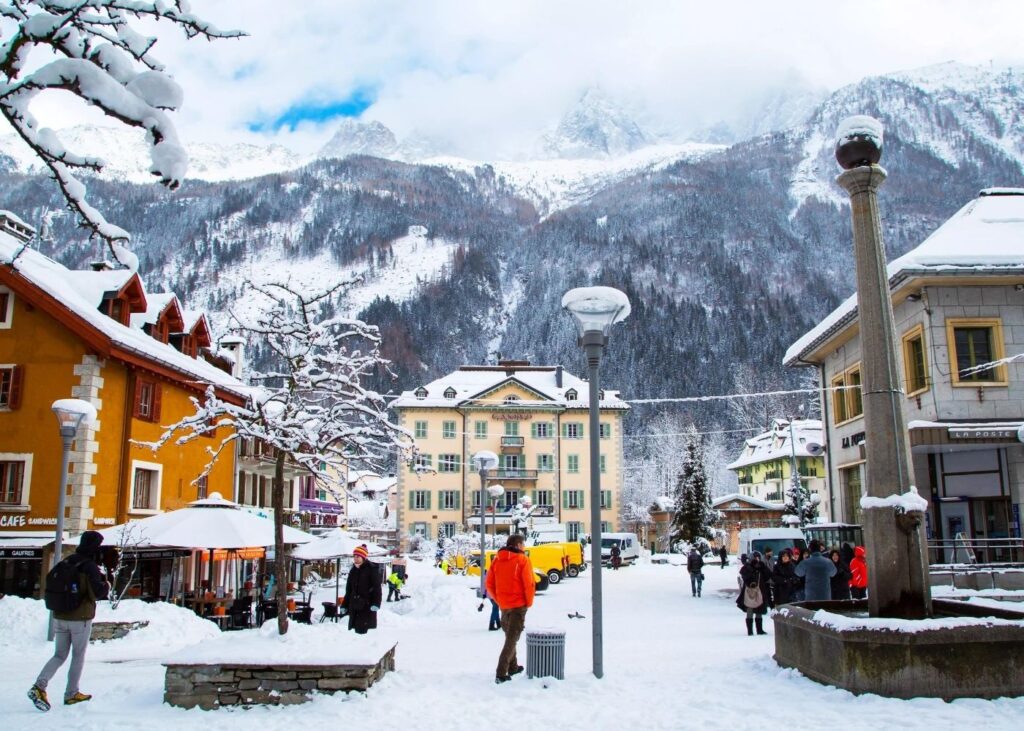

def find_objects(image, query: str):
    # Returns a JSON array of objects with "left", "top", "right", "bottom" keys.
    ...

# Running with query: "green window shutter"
[
  {"left": 455, "top": 455, "right": 461, "bottom": 472},
  {"left": 530, "top": 490, "right": 537, "bottom": 503},
  {"left": 531, "top": 422, "right": 537, "bottom": 438},
  {"left": 425, "top": 491, "right": 431, "bottom": 510},
  {"left": 562, "top": 423, "right": 568, "bottom": 438},
  {"left": 454, "top": 491, "right": 461, "bottom": 509},
  {"left": 600, "top": 455, "right": 606, "bottom": 473},
  {"left": 578, "top": 423, "right": 584, "bottom": 438},
  {"left": 603, "top": 490, "right": 611, "bottom": 509},
  {"left": 562, "top": 491, "right": 569, "bottom": 509},
  {"left": 578, "top": 490, "right": 584, "bottom": 509},
  {"left": 409, "top": 490, "right": 415, "bottom": 509}
]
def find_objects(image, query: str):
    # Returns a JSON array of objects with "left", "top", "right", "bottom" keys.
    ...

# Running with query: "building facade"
[
  {"left": 726, "top": 418, "right": 829, "bottom": 520},
  {"left": 785, "top": 189, "right": 1024, "bottom": 561},
  {"left": 0, "top": 214, "right": 246, "bottom": 596},
  {"left": 391, "top": 361, "right": 628, "bottom": 546},
  {"left": 712, "top": 493, "right": 787, "bottom": 554}
]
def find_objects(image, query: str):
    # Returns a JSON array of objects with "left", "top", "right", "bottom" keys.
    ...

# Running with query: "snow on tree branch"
[{"left": 0, "top": 1, "right": 244, "bottom": 260}]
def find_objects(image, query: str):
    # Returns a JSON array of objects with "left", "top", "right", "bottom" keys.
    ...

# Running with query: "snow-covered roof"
[
  {"left": 712, "top": 493, "right": 784, "bottom": 511},
  {"left": 726, "top": 419, "right": 823, "bottom": 470},
  {"left": 0, "top": 232, "right": 248, "bottom": 398},
  {"left": 785, "top": 189, "right": 1024, "bottom": 366},
  {"left": 351, "top": 475, "right": 396, "bottom": 495},
  {"left": 391, "top": 364, "right": 628, "bottom": 410},
  {"left": 129, "top": 291, "right": 179, "bottom": 330}
]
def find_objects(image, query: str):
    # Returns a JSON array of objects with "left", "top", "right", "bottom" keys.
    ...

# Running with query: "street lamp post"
[
  {"left": 562, "top": 286, "right": 631, "bottom": 679},
  {"left": 49, "top": 399, "right": 93, "bottom": 640},
  {"left": 472, "top": 451, "right": 498, "bottom": 599},
  {"left": 488, "top": 484, "right": 506, "bottom": 549}
]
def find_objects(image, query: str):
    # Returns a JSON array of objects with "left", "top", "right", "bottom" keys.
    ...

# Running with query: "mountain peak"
[
  {"left": 318, "top": 119, "right": 398, "bottom": 160},
  {"left": 541, "top": 87, "right": 651, "bottom": 159}
]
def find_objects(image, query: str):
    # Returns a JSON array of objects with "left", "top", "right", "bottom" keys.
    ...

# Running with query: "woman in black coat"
[
  {"left": 736, "top": 551, "right": 772, "bottom": 635},
  {"left": 343, "top": 547, "right": 383, "bottom": 634},
  {"left": 771, "top": 548, "right": 799, "bottom": 606},
  {"left": 829, "top": 549, "right": 852, "bottom": 601}
]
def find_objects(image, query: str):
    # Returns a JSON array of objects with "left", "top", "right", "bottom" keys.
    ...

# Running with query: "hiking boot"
[
  {"left": 495, "top": 675, "right": 511, "bottom": 684},
  {"left": 27, "top": 685, "right": 50, "bottom": 712},
  {"left": 64, "top": 692, "right": 92, "bottom": 706},
  {"left": 509, "top": 665, "right": 524, "bottom": 676}
]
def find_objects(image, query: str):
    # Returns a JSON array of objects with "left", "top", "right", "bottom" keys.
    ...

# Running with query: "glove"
[{"left": 370, "top": 605, "right": 380, "bottom": 612}]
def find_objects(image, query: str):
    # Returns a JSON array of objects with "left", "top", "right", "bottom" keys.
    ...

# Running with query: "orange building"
[{"left": 0, "top": 213, "right": 247, "bottom": 596}]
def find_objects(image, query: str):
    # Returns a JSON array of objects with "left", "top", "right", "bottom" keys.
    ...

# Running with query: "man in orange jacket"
[{"left": 485, "top": 534, "right": 535, "bottom": 684}]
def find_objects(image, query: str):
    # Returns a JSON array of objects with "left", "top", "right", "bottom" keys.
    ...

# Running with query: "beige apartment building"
[{"left": 391, "top": 361, "right": 628, "bottom": 546}]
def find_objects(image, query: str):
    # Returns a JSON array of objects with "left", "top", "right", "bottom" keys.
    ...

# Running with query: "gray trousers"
[{"left": 36, "top": 619, "right": 92, "bottom": 699}]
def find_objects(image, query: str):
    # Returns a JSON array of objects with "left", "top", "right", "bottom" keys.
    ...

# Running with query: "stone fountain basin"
[{"left": 772, "top": 599, "right": 1024, "bottom": 700}]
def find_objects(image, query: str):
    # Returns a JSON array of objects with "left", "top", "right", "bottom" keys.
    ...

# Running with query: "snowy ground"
[{"left": 3, "top": 558, "right": 1024, "bottom": 730}]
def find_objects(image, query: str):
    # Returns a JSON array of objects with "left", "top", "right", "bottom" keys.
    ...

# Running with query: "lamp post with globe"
[
  {"left": 472, "top": 450, "right": 499, "bottom": 599},
  {"left": 487, "top": 484, "right": 506, "bottom": 548}
]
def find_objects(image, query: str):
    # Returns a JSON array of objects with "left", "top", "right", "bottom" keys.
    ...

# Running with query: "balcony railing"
[
  {"left": 501, "top": 436, "right": 525, "bottom": 448},
  {"left": 764, "top": 469, "right": 783, "bottom": 480},
  {"left": 492, "top": 469, "right": 538, "bottom": 481}
]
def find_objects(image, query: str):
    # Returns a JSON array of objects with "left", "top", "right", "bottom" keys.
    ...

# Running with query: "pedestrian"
[
  {"left": 793, "top": 540, "right": 836, "bottom": 601},
  {"left": 829, "top": 549, "right": 852, "bottom": 600},
  {"left": 488, "top": 597, "right": 501, "bottom": 631},
  {"left": 849, "top": 546, "right": 868, "bottom": 599},
  {"left": 439, "top": 557, "right": 450, "bottom": 575},
  {"left": 485, "top": 534, "right": 535, "bottom": 684},
  {"left": 840, "top": 542, "right": 855, "bottom": 567},
  {"left": 386, "top": 569, "right": 403, "bottom": 602},
  {"left": 736, "top": 551, "right": 771, "bottom": 635},
  {"left": 771, "top": 548, "right": 799, "bottom": 606},
  {"left": 763, "top": 547, "right": 776, "bottom": 571},
  {"left": 736, "top": 553, "right": 749, "bottom": 591},
  {"left": 610, "top": 543, "right": 622, "bottom": 570},
  {"left": 792, "top": 547, "right": 806, "bottom": 601},
  {"left": 28, "top": 531, "right": 110, "bottom": 712},
  {"left": 341, "top": 545, "right": 381, "bottom": 634},
  {"left": 718, "top": 544, "right": 728, "bottom": 568},
  {"left": 687, "top": 547, "right": 705, "bottom": 597}
]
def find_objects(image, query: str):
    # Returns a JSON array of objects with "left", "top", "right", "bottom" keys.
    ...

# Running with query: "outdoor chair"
[
  {"left": 257, "top": 600, "right": 278, "bottom": 624},
  {"left": 320, "top": 602, "right": 340, "bottom": 623},
  {"left": 228, "top": 597, "right": 253, "bottom": 630},
  {"left": 291, "top": 605, "right": 314, "bottom": 624}
]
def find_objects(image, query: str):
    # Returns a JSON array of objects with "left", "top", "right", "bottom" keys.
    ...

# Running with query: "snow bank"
[
  {"left": 777, "top": 607, "right": 1024, "bottom": 633},
  {"left": 860, "top": 486, "right": 929, "bottom": 513}
]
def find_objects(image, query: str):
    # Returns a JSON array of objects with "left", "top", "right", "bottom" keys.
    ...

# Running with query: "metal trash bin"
[{"left": 526, "top": 630, "right": 565, "bottom": 680}]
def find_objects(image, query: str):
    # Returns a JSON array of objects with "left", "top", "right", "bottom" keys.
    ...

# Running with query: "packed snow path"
[{"left": 2, "top": 558, "right": 1022, "bottom": 730}]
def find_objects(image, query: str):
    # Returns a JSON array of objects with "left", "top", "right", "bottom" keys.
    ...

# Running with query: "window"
[
  {"left": 0, "top": 455, "right": 32, "bottom": 506},
  {"left": 532, "top": 421, "right": 551, "bottom": 438},
  {"left": 471, "top": 491, "right": 482, "bottom": 509},
  {"left": 411, "top": 454, "right": 433, "bottom": 472},
  {"left": 439, "top": 490, "right": 460, "bottom": 510},
  {"left": 946, "top": 318, "right": 1007, "bottom": 385},
  {"left": 502, "top": 454, "right": 521, "bottom": 470},
  {"left": 439, "top": 522, "right": 457, "bottom": 538},
  {"left": 504, "top": 421, "right": 519, "bottom": 437},
  {"left": 474, "top": 421, "right": 487, "bottom": 439},
  {"left": 0, "top": 288, "right": 12, "bottom": 328},
  {"left": 566, "top": 522, "right": 582, "bottom": 541},
  {"left": 567, "top": 455, "right": 580, "bottom": 474},
  {"left": 133, "top": 377, "right": 162, "bottom": 422},
  {"left": 600, "top": 490, "right": 612, "bottom": 509},
  {"left": 536, "top": 489, "right": 553, "bottom": 507},
  {"left": 442, "top": 421, "right": 456, "bottom": 439},
  {"left": 409, "top": 490, "right": 431, "bottom": 510},
  {"left": 565, "top": 389, "right": 577, "bottom": 401},
  {"left": 563, "top": 422, "right": 583, "bottom": 439},
  {"left": 130, "top": 460, "right": 162, "bottom": 512},
  {"left": 438, "top": 454, "right": 461, "bottom": 473},
  {"left": 599, "top": 423, "right": 612, "bottom": 439},
  {"left": 504, "top": 490, "right": 520, "bottom": 510},
  {"left": 196, "top": 475, "right": 209, "bottom": 500},
  {"left": 901, "top": 325, "right": 929, "bottom": 396},
  {"left": 0, "top": 365, "right": 24, "bottom": 409},
  {"left": 537, "top": 454, "right": 554, "bottom": 472},
  {"left": 564, "top": 490, "right": 584, "bottom": 509},
  {"left": 444, "top": 387, "right": 457, "bottom": 399},
  {"left": 415, "top": 387, "right": 427, "bottom": 399},
  {"left": 601, "top": 521, "right": 613, "bottom": 533},
  {"left": 831, "top": 364, "right": 863, "bottom": 425},
  {"left": 600, "top": 455, "right": 607, "bottom": 474},
  {"left": 504, "top": 395, "right": 519, "bottom": 404},
  {"left": 412, "top": 522, "right": 427, "bottom": 537},
  {"left": 415, "top": 421, "right": 428, "bottom": 439}
]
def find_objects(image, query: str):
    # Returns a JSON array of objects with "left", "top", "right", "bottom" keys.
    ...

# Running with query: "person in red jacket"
[
  {"left": 485, "top": 534, "right": 535, "bottom": 684},
  {"left": 849, "top": 545, "right": 868, "bottom": 599}
]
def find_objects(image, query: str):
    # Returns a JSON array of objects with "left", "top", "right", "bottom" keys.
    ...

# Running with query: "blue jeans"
[
  {"left": 690, "top": 572, "right": 703, "bottom": 596},
  {"left": 489, "top": 599, "right": 500, "bottom": 629}
]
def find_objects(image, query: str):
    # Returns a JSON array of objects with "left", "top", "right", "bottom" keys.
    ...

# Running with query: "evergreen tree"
[
  {"left": 783, "top": 471, "right": 819, "bottom": 526},
  {"left": 669, "top": 426, "right": 718, "bottom": 550}
]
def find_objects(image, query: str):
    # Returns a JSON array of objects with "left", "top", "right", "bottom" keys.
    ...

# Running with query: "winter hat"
[
  {"left": 77, "top": 530, "right": 104, "bottom": 556},
  {"left": 353, "top": 545, "right": 369, "bottom": 559},
  {"left": 751, "top": 551, "right": 762, "bottom": 561}
]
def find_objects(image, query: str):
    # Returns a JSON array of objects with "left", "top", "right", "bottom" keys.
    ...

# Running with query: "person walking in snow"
[
  {"left": 386, "top": 568, "right": 404, "bottom": 602},
  {"left": 849, "top": 546, "right": 868, "bottom": 599},
  {"left": 342, "top": 545, "right": 382, "bottom": 634},
  {"left": 829, "top": 549, "right": 852, "bottom": 601},
  {"left": 610, "top": 543, "right": 622, "bottom": 570},
  {"left": 737, "top": 551, "right": 771, "bottom": 635},
  {"left": 793, "top": 540, "right": 836, "bottom": 601},
  {"left": 687, "top": 547, "right": 705, "bottom": 597},
  {"left": 718, "top": 544, "right": 728, "bottom": 568},
  {"left": 485, "top": 534, "right": 535, "bottom": 684},
  {"left": 28, "top": 531, "right": 110, "bottom": 711},
  {"left": 770, "top": 548, "right": 799, "bottom": 606}
]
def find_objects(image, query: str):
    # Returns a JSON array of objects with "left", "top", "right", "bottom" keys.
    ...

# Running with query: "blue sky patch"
[{"left": 248, "top": 87, "right": 377, "bottom": 132}]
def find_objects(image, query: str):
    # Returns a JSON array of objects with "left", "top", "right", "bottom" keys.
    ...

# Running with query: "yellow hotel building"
[{"left": 391, "top": 360, "right": 628, "bottom": 546}]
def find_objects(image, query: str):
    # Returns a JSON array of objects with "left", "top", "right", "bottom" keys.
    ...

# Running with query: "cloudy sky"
[{"left": 23, "top": 0, "right": 1024, "bottom": 159}]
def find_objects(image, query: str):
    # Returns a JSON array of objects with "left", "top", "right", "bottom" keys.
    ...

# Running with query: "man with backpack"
[
  {"left": 687, "top": 547, "right": 705, "bottom": 597},
  {"left": 28, "top": 530, "right": 110, "bottom": 712}
]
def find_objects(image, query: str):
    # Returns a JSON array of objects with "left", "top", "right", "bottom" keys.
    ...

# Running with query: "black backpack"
[{"left": 44, "top": 556, "right": 85, "bottom": 612}]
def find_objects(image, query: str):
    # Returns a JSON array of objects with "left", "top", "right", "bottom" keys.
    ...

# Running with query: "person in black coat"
[
  {"left": 829, "top": 549, "right": 852, "bottom": 601},
  {"left": 736, "top": 551, "right": 772, "bottom": 635},
  {"left": 718, "top": 545, "right": 728, "bottom": 568},
  {"left": 771, "top": 548, "right": 800, "bottom": 606},
  {"left": 342, "top": 546, "right": 382, "bottom": 634}
]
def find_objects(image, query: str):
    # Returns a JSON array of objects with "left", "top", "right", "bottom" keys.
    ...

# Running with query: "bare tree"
[
  {"left": 145, "top": 281, "right": 411, "bottom": 635},
  {"left": 0, "top": 1, "right": 243, "bottom": 260}
]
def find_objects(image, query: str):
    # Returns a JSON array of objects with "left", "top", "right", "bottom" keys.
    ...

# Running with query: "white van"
[
  {"left": 600, "top": 533, "right": 640, "bottom": 565},
  {"left": 738, "top": 528, "right": 807, "bottom": 559}
]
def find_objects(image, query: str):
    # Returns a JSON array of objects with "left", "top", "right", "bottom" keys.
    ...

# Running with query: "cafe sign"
[
  {"left": 0, "top": 514, "right": 57, "bottom": 528},
  {"left": 491, "top": 412, "right": 533, "bottom": 421}
]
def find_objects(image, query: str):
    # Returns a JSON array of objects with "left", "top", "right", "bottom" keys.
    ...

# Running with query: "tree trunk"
[{"left": 274, "top": 450, "right": 289, "bottom": 635}]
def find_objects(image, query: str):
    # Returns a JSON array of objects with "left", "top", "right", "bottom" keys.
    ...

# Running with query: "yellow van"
[
  {"left": 558, "top": 542, "right": 585, "bottom": 577},
  {"left": 524, "top": 544, "right": 568, "bottom": 585}
]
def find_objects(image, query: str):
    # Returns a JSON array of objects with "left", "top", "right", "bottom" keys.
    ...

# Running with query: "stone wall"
[
  {"left": 164, "top": 648, "right": 396, "bottom": 709},
  {"left": 90, "top": 620, "right": 149, "bottom": 642}
]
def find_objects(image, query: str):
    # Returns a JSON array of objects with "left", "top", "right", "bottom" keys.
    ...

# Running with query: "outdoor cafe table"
[{"left": 190, "top": 595, "right": 234, "bottom": 615}]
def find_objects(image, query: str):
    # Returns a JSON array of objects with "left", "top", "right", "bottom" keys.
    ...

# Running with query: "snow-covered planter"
[{"left": 860, "top": 487, "right": 929, "bottom": 533}]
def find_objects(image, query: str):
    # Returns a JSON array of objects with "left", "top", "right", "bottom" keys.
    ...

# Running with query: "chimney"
[
  {"left": 219, "top": 336, "right": 246, "bottom": 379},
  {"left": 556, "top": 365, "right": 563, "bottom": 388}
]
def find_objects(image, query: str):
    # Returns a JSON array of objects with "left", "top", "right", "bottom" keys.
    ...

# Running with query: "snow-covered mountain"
[
  {"left": 540, "top": 87, "right": 653, "bottom": 159},
  {"left": 318, "top": 119, "right": 399, "bottom": 160}
]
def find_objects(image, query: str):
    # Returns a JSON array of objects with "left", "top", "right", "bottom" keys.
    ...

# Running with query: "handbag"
[{"left": 743, "top": 583, "right": 763, "bottom": 609}]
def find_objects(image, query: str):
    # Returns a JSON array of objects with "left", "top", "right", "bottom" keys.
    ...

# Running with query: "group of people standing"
[{"left": 735, "top": 540, "right": 868, "bottom": 635}]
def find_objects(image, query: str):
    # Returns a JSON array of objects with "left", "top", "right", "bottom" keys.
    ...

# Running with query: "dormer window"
[
  {"left": 599, "top": 389, "right": 605, "bottom": 399},
  {"left": 504, "top": 395, "right": 519, "bottom": 404},
  {"left": 444, "top": 387, "right": 457, "bottom": 399},
  {"left": 565, "top": 389, "right": 577, "bottom": 401},
  {"left": 107, "top": 297, "right": 129, "bottom": 325},
  {"left": 415, "top": 387, "right": 428, "bottom": 399}
]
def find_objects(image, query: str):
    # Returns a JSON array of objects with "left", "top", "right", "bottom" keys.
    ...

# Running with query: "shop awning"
[{"left": 0, "top": 532, "right": 69, "bottom": 559}]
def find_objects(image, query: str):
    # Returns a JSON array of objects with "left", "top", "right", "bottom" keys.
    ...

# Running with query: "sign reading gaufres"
[{"left": 948, "top": 427, "right": 1018, "bottom": 440}]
